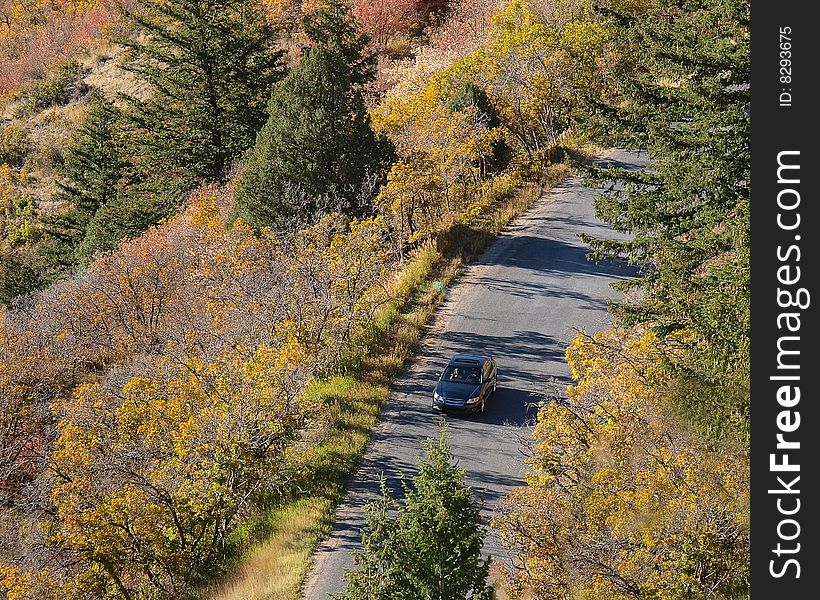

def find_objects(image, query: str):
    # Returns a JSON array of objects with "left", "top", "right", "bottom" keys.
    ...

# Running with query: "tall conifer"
[
  {"left": 39, "top": 91, "right": 126, "bottom": 270},
  {"left": 233, "top": 0, "right": 393, "bottom": 230},
  {"left": 338, "top": 429, "right": 493, "bottom": 600},
  {"left": 580, "top": 0, "right": 750, "bottom": 440},
  {"left": 120, "top": 0, "right": 286, "bottom": 186}
]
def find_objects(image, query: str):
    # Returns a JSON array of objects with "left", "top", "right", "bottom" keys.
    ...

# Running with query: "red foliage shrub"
[{"left": 353, "top": 0, "right": 419, "bottom": 46}]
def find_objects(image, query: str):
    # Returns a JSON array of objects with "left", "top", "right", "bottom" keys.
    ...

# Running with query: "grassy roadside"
[{"left": 205, "top": 159, "right": 578, "bottom": 600}]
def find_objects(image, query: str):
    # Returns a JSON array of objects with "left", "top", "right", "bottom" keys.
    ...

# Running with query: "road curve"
[{"left": 303, "top": 149, "right": 642, "bottom": 599}]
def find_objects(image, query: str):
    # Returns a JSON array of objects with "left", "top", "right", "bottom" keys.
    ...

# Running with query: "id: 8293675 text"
[{"left": 779, "top": 26, "right": 792, "bottom": 107}]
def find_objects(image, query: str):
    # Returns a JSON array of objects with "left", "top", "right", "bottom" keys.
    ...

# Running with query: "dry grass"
[
  {"left": 1, "top": 38, "right": 147, "bottom": 216},
  {"left": 204, "top": 161, "right": 577, "bottom": 600},
  {"left": 210, "top": 498, "right": 334, "bottom": 600},
  {"left": 81, "top": 42, "right": 153, "bottom": 103},
  {"left": 23, "top": 102, "right": 90, "bottom": 209}
]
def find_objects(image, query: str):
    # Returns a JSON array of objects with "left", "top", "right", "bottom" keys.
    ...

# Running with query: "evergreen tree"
[
  {"left": 446, "top": 83, "right": 500, "bottom": 128},
  {"left": 579, "top": 0, "right": 750, "bottom": 441},
  {"left": 338, "top": 428, "right": 493, "bottom": 600},
  {"left": 75, "top": 181, "right": 186, "bottom": 260},
  {"left": 119, "top": 0, "right": 286, "bottom": 187},
  {"left": 39, "top": 90, "right": 126, "bottom": 270},
  {"left": 0, "top": 252, "right": 42, "bottom": 306},
  {"left": 233, "top": 0, "right": 393, "bottom": 230},
  {"left": 303, "top": 0, "right": 377, "bottom": 89}
]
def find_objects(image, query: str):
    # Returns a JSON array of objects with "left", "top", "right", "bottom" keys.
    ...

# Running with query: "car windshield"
[{"left": 442, "top": 365, "right": 481, "bottom": 384}]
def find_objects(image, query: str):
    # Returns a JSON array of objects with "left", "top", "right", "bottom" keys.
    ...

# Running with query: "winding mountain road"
[{"left": 303, "top": 149, "right": 642, "bottom": 599}]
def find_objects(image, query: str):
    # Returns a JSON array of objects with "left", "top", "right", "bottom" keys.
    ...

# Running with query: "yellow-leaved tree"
[
  {"left": 371, "top": 0, "right": 611, "bottom": 249},
  {"left": 373, "top": 63, "right": 501, "bottom": 244},
  {"left": 41, "top": 339, "right": 314, "bottom": 597},
  {"left": 494, "top": 328, "right": 749, "bottom": 599},
  {"left": 0, "top": 190, "right": 395, "bottom": 598},
  {"left": 480, "top": 0, "right": 610, "bottom": 160}
]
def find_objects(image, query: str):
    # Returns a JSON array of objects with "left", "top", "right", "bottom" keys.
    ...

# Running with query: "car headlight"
[
  {"left": 433, "top": 391, "right": 442, "bottom": 401},
  {"left": 466, "top": 394, "right": 481, "bottom": 404}
]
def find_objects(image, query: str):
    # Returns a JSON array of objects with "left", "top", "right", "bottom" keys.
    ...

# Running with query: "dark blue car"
[{"left": 432, "top": 355, "right": 498, "bottom": 414}]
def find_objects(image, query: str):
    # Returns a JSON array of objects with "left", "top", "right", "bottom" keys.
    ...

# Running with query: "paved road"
[{"left": 303, "top": 149, "right": 642, "bottom": 599}]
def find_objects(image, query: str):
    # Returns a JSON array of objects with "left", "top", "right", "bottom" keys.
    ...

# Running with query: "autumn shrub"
[
  {"left": 414, "top": 0, "right": 449, "bottom": 23},
  {"left": 0, "top": 301, "right": 76, "bottom": 589},
  {"left": 353, "top": 0, "right": 418, "bottom": 47},
  {"left": 371, "top": 0, "right": 609, "bottom": 248},
  {"left": 494, "top": 328, "right": 750, "bottom": 599},
  {"left": 0, "top": 162, "right": 44, "bottom": 301},
  {"left": 0, "top": 1, "right": 120, "bottom": 95},
  {"left": 373, "top": 65, "right": 500, "bottom": 244},
  {"left": 0, "top": 311, "right": 59, "bottom": 502},
  {"left": 45, "top": 341, "right": 317, "bottom": 597},
  {"left": 0, "top": 185, "right": 396, "bottom": 597},
  {"left": 0, "top": 195, "right": 37, "bottom": 249},
  {"left": 479, "top": 0, "right": 609, "bottom": 160},
  {"left": 423, "top": 0, "right": 608, "bottom": 158},
  {"left": 383, "top": 31, "right": 415, "bottom": 59},
  {"left": 32, "top": 189, "right": 392, "bottom": 371},
  {"left": 426, "top": 0, "right": 503, "bottom": 54},
  {"left": 0, "top": 165, "right": 38, "bottom": 246}
]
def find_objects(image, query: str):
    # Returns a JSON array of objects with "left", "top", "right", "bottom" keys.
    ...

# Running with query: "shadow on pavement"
[
  {"left": 438, "top": 386, "right": 541, "bottom": 427},
  {"left": 479, "top": 235, "right": 639, "bottom": 279},
  {"left": 593, "top": 154, "right": 647, "bottom": 171}
]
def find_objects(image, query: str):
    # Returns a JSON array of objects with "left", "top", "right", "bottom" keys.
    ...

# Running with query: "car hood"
[{"left": 436, "top": 380, "right": 481, "bottom": 401}]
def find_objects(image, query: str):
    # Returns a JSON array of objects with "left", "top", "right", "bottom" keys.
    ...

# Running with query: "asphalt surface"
[{"left": 303, "top": 149, "right": 642, "bottom": 599}]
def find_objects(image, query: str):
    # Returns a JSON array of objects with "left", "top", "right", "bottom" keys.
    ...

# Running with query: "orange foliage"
[
  {"left": 0, "top": 182, "right": 395, "bottom": 595},
  {"left": 353, "top": 0, "right": 418, "bottom": 46},
  {"left": 0, "top": 0, "right": 122, "bottom": 94}
]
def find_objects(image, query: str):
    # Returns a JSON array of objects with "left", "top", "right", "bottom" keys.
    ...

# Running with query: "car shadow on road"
[
  {"left": 435, "top": 329, "right": 564, "bottom": 364},
  {"left": 444, "top": 386, "right": 542, "bottom": 427}
]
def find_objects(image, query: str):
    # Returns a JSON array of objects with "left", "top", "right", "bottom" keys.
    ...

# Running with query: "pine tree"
[
  {"left": 303, "top": 0, "right": 378, "bottom": 89},
  {"left": 579, "top": 0, "right": 750, "bottom": 441},
  {"left": 119, "top": 0, "right": 286, "bottom": 187},
  {"left": 338, "top": 428, "right": 493, "bottom": 600},
  {"left": 39, "top": 90, "right": 126, "bottom": 271},
  {"left": 0, "top": 252, "right": 42, "bottom": 305},
  {"left": 55, "top": 92, "right": 123, "bottom": 224},
  {"left": 232, "top": 0, "right": 394, "bottom": 230},
  {"left": 74, "top": 181, "right": 187, "bottom": 260}
]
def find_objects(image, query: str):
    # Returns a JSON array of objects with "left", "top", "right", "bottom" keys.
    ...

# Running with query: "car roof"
[{"left": 447, "top": 355, "right": 492, "bottom": 366}]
